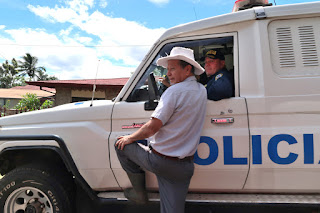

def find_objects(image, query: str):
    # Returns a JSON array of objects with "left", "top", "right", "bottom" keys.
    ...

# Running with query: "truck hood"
[{"left": 0, "top": 100, "right": 114, "bottom": 127}]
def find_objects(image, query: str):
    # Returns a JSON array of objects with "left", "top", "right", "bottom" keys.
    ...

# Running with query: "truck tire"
[{"left": 0, "top": 166, "right": 73, "bottom": 213}]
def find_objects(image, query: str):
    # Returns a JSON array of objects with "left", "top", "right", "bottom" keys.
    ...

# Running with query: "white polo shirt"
[{"left": 150, "top": 76, "right": 207, "bottom": 158}]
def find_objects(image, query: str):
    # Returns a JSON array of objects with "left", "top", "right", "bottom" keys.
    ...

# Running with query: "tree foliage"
[
  {"left": 14, "top": 93, "right": 41, "bottom": 111},
  {"left": 0, "top": 59, "right": 21, "bottom": 88},
  {"left": 40, "top": 99, "right": 54, "bottom": 109},
  {"left": 0, "top": 53, "right": 58, "bottom": 88},
  {"left": 37, "top": 70, "right": 59, "bottom": 81},
  {"left": 14, "top": 93, "right": 54, "bottom": 111},
  {"left": 18, "top": 53, "right": 46, "bottom": 81}
]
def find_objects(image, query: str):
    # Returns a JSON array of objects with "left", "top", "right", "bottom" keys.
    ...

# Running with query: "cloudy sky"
[{"left": 0, "top": 0, "right": 317, "bottom": 80}]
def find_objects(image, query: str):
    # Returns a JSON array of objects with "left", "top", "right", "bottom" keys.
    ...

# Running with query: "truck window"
[{"left": 127, "top": 36, "right": 235, "bottom": 102}]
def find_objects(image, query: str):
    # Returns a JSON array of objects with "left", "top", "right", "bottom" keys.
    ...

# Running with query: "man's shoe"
[
  {"left": 125, "top": 172, "right": 148, "bottom": 204},
  {"left": 124, "top": 188, "right": 148, "bottom": 204}
]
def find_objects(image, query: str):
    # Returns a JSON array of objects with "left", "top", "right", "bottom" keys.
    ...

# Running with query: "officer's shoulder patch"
[{"left": 215, "top": 73, "right": 223, "bottom": 81}]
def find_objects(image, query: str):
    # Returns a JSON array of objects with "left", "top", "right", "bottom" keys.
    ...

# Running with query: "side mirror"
[{"left": 144, "top": 73, "right": 160, "bottom": 111}]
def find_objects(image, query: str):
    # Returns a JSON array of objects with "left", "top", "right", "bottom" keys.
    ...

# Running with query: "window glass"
[{"left": 127, "top": 36, "right": 234, "bottom": 102}]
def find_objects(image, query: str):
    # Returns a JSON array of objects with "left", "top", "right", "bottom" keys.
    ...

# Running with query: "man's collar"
[
  {"left": 184, "top": 75, "right": 197, "bottom": 82},
  {"left": 170, "top": 76, "right": 196, "bottom": 86}
]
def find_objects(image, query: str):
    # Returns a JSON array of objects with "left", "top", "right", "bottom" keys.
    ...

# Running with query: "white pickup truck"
[{"left": 1, "top": 0, "right": 320, "bottom": 212}]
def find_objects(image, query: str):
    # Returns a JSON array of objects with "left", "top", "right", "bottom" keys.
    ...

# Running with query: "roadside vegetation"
[
  {"left": 14, "top": 93, "right": 54, "bottom": 111},
  {"left": 0, "top": 93, "right": 54, "bottom": 117}
]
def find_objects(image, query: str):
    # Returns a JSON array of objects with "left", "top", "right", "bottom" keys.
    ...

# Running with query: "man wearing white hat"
[{"left": 115, "top": 47, "right": 207, "bottom": 213}]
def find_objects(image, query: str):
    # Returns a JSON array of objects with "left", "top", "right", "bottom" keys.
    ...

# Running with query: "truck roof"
[{"left": 157, "top": 1, "right": 320, "bottom": 42}]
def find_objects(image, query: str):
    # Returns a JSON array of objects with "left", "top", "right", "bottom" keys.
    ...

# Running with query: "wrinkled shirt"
[{"left": 150, "top": 76, "right": 207, "bottom": 158}]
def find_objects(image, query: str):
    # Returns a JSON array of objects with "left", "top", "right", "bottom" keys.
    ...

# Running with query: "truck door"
[
  {"left": 109, "top": 33, "right": 250, "bottom": 192},
  {"left": 191, "top": 97, "right": 249, "bottom": 191}
]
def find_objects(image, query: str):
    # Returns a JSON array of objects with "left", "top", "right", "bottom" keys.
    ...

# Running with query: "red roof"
[
  {"left": 11, "top": 85, "right": 56, "bottom": 93},
  {"left": 26, "top": 78, "right": 129, "bottom": 90}
]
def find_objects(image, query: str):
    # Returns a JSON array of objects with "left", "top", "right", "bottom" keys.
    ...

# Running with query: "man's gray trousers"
[{"left": 115, "top": 142, "right": 194, "bottom": 213}]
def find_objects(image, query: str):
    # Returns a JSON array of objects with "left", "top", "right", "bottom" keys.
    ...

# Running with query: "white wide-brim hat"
[{"left": 157, "top": 47, "right": 204, "bottom": 75}]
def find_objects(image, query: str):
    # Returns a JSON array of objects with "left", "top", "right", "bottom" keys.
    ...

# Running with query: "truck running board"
[{"left": 98, "top": 192, "right": 320, "bottom": 204}]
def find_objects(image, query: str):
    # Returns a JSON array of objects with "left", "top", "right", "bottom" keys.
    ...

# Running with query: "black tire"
[{"left": 0, "top": 166, "right": 73, "bottom": 213}]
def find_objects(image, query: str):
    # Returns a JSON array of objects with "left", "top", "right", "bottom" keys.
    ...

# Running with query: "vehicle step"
[{"left": 97, "top": 192, "right": 320, "bottom": 204}]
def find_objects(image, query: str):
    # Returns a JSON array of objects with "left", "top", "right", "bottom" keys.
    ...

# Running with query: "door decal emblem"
[{"left": 122, "top": 123, "right": 145, "bottom": 129}]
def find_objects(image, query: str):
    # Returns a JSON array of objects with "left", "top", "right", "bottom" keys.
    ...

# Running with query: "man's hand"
[
  {"left": 115, "top": 118, "right": 162, "bottom": 151},
  {"left": 115, "top": 135, "right": 135, "bottom": 150}
]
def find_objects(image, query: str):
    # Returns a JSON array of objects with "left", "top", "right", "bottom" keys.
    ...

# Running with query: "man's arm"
[{"left": 115, "top": 117, "right": 163, "bottom": 150}]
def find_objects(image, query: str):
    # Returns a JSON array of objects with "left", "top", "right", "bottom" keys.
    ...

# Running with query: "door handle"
[{"left": 211, "top": 117, "right": 234, "bottom": 124}]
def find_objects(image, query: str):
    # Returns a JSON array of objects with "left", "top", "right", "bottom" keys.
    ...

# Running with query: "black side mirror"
[{"left": 144, "top": 73, "right": 160, "bottom": 111}]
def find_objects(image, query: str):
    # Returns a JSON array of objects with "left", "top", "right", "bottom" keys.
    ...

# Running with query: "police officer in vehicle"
[{"left": 199, "top": 49, "right": 234, "bottom": 101}]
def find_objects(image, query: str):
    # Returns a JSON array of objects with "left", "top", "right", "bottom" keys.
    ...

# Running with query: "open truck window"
[{"left": 127, "top": 36, "right": 235, "bottom": 102}]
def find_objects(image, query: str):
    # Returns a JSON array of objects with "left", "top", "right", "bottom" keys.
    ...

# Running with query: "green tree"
[
  {"left": 19, "top": 53, "right": 46, "bottom": 81},
  {"left": 4, "top": 100, "right": 10, "bottom": 109},
  {"left": 14, "top": 93, "right": 41, "bottom": 111},
  {"left": 0, "top": 58, "right": 20, "bottom": 88},
  {"left": 40, "top": 99, "right": 54, "bottom": 109},
  {"left": 1, "top": 53, "right": 57, "bottom": 88},
  {"left": 47, "top": 75, "right": 59, "bottom": 80},
  {"left": 14, "top": 75, "right": 27, "bottom": 86},
  {"left": 15, "top": 93, "right": 54, "bottom": 112},
  {"left": 37, "top": 70, "right": 59, "bottom": 81}
]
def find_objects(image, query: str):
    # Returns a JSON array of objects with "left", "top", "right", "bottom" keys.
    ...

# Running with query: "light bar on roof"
[{"left": 232, "top": 0, "right": 270, "bottom": 12}]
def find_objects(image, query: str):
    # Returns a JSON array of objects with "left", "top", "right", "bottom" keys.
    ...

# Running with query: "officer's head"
[{"left": 204, "top": 49, "right": 225, "bottom": 77}]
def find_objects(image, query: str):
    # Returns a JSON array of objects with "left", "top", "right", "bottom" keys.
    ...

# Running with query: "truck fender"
[{"left": 0, "top": 135, "right": 98, "bottom": 201}]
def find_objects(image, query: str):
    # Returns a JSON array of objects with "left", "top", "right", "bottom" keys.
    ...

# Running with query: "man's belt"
[{"left": 150, "top": 146, "right": 194, "bottom": 162}]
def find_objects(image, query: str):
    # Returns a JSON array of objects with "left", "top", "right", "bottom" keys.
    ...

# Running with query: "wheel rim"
[{"left": 4, "top": 186, "right": 53, "bottom": 213}]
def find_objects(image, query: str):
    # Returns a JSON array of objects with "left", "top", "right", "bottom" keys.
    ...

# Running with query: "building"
[{"left": 27, "top": 78, "right": 129, "bottom": 106}]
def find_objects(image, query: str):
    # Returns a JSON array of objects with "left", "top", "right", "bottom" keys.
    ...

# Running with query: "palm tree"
[
  {"left": 37, "top": 70, "right": 59, "bottom": 81},
  {"left": 19, "top": 53, "right": 46, "bottom": 81},
  {"left": 37, "top": 70, "right": 49, "bottom": 81}
]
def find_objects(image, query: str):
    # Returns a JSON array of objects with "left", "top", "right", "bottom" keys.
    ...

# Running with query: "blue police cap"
[{"left": 204, "top": 49, "right": 225, "bottom": 60}]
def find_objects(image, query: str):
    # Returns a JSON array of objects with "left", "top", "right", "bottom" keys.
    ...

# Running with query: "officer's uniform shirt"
[{"left": 199, "top": 68, "right": 234, "bottom": 101}]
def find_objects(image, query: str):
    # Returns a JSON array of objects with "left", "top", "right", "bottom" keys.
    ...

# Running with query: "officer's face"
[
  {"left": 204, "top": 58, "right": 225, "bottom": 77},
  {"left": 167, "top": 60, "right": 191, "bottom": 85}
]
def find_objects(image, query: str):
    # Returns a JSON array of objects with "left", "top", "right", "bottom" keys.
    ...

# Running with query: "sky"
[{"left": 0, "top": 0, "right": 319, "bottom": 80}]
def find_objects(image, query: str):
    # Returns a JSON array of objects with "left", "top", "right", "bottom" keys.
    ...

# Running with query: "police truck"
[{"left": 1, "top": 0, "right": 320, "bottom": 212}]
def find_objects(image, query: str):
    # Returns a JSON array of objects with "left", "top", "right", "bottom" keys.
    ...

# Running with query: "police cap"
[{"left": 204, "top": 49, "right": 225, "bottom": 60}]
